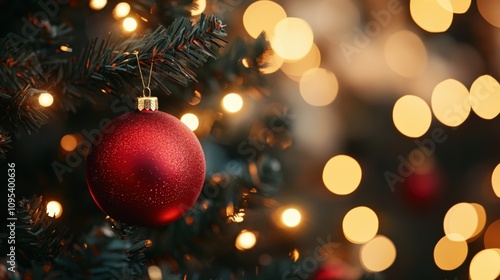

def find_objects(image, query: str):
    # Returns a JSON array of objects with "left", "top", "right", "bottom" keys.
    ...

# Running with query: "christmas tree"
[{"left": 1, "top": 0, "right": 500, "bottom": 279}]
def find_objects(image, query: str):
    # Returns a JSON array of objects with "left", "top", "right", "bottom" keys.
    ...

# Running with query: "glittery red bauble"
[{"left": 86, "top": 110, "right": 206, "bottom": 227}]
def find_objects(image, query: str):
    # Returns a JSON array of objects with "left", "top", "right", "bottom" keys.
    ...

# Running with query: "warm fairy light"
[
  {"left": 477, "top": 0, "right": 500, "bottom": 28},
  {"left": 271, "top": 17, "right": 314, "bottom": 61},
  {"left": 290, "top": 249, "right": 300, "bottom": 262},
  {"left": 431, "top": 79, "right": 470, "bottom": 127},
  {"left": 410, "top": 0, "right": 453, "bottom": 33},
  {"left": 469, "top": 75, "right": 500, "bottom": 120},
  {"left": 384, "top": 30, "right": 427, "bottom": 78},
  {"left": 469, "top": 203, "right": 487, "bottom": 240},
  {"left": 113, "top": 2, "right": 131, "bottom": 19},
  {"left": 235, "top": 230, "right": 257, "bottom": 250},
  {"left": 281, "top": 43, "right": 321, "bottom": 81},
  {"left": 123, "top": 17, "right": 138, "bottom": 32},
  {"left": 261, "top": 50, "right": 284, "bottom": 74},
  {"left": 299, "top": 68, "right": 339, "bottom": 107},
  {"left": 46, "top": 201, "right": 63, "bottom": 218},
  {"left": 221, "top": 93, "right": 243, "bottom": 113},
  {"left": 443, "top": 202, "right": 478, "bottom": 241},
  {"left": 147, "top": 265, "right": 162, "bottom": 280},
  {"left": 360, "top": 235, "right": 397, "bottom": 272},
  {"left": 392, "top": 95, "right": 432, "bottom": 138},
  {"left": 322, "top": 155, "right": 362, "bottom": 195},
  {"left": 243, "top": 0, "right": 287, "bottom": 38},
  {"left": 38, "top": 92, "right": 54, "bottom": 107},
  {"left": 281, "top": 208, "right": 301, "bottom": 228},
  {"left": 342, "top": 206, "right": 378, "bottom": 244},
  {"left": 191, "top": 0, "right": 206, "bottom": 16},
  {"left": 60, "top": 45, "right": 72, "bottom": 52},
  {"left": 180, "top": 113, "right": 199, "bottom": 131},
  {"left": 60, "top": 134, "right": 78, "bottom": 152},
  {"left": 437, "top": 0, "right": 471, "bottom": 13},
  {"left": 433, "top": 236, "right": 468, "bottom": 270},
  {"left": 484, "top": 220, "right": 500, "bottom": 249},
  {"left": 492, "top": 164, "right": 500, "bottom": 198},
  {"left": 89, "top": 0, "right": 107, "bottom": 10},
  {"left": 469, "top": 249, "right": 500, "bottom": 280}
]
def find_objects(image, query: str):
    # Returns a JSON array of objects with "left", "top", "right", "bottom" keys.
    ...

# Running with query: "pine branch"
[{"left": 131, "top": 0, "right": 196, "bottom": 27}]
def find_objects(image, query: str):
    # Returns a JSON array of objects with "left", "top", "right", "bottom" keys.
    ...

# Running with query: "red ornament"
[{"left": 86, "top": 97, "right": 206, "bottom": 227}]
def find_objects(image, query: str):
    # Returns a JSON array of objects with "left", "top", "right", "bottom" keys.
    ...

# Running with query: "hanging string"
[{"left": 135, "top": 51, "right": 154, "bottom": 97}]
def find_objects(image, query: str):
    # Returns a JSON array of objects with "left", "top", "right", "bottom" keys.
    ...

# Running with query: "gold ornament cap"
[{"left": 137, "top": 96, "right": 158, "bottom": 111}]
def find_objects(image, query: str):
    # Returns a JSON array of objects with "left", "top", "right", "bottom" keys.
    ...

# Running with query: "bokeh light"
[
  {"left": 123, "top": 17, "right": 137, "bottom": 32},
  {"left": 360, "top": 235, "right": 397, "bottom": 272},
  {"left": 322, "top": 155, "right": 362, "bottom": 195},
  {"left": 384, "top": 30, "right": 427, "bottom": 78},
  {"left": 484, "top": 220, "right": 500, "bottom": 249},
  {"left": 38, "top": 92, "right": 54, "bottom": 107},
  {"left": 443, "top": 202, "right": 478, "bottom": 241},
  {"left": 147, "top": 265, "right": 162, "bottom": 280},
  {"left": 235, "top": 230, "right": 257, "bottom": 250},
  {"left": 271, "top": 17, "right": 314, "bottom": 61},
  {"left": 299, "top": 68, "right": 339, "bottom": 106},
  {"left": 46, "top": 201, "right": 63, "bottom": 218},
  {"left": 113, "top": 2, "right": 130, "bottom": 19},
  {"left": 469, "top": 75, "right": 500, "bottom": 120},
  {"left": 433, "top": 236, "right": 468, "bottom": 270},
  {"left": 431, "top": 79, "right": 470, "bottom": 127},
  {"left": 342, "top": 206, "right": 378, "bottom": 244},
  {"left": 392, "top": 95, "right": 432, "bottom": 138},
  {"left": 261, "top": 50, "right": 284, "bottom": 74},
  {"left": 221, "top": 93, "right": 244, "bottom": 113},
  {"left": 492, "top": 164, "right": 500, "bottom": 198},
  {"left": 191, "top": 0, "right": 206, "bottom": 16},
  {"left": 243, "top": 1, "right": 286, "bottom": 38},
  {"left": 469, "top": 249, "right": 500, "bottom": 280},
  {"left": 281, "top": 208, "right": 301, "bottom": 228},
  {"left": 469, "top": 203, "right": 487, "bottom": 239},
  {"left": 477, "top": 0, "right": 500, "bottom": 28},
  {"left": 410, "top": 0, "right": 453, "bottom": 33},
  {"left": 281, "top": 43, "right": 321, "bottom": 81},
  {"left": 60, "top": 134, "right": 78, "bottom": 152},
  {"left": 180, "top": 113, "right": 199, "bottom": 131},
  {"left": 89, "top": 0, "right": 107, "bottom": 10}
]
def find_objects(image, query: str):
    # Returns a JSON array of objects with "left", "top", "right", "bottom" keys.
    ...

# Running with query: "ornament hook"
[{"left": 135, "top": 51, "right": 153, "bottom": 97}]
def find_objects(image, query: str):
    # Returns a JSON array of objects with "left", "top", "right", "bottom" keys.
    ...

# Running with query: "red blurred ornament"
[
  {"left": 402, "top": 163, "right": 444, "bottom": 208},
  {"left": 86, "top": 96, "right": 206, "bottom": 227}
]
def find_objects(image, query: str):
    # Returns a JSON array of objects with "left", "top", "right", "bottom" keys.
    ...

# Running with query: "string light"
[
  {"left": 191, "top": 0, "right": 206, "bottom": 16},
  {"left": 410, "top": 0, "right": 453, "bottom": 33},
  {"left": 281, "top": 208, "right": 301, "bottom": 228},
  {"left": 443, "top": 202, "right": 478, "bottom": 241},
  {"left": 123, "top": 17, "right": 137, "bottom": 32},
  {"left": 342, "top": 206, "right": 378, "bottom": 244},
  {"left": 392, "top": 95, "right": 432, "bottom": 138},
  {"left": 299, "top": 68, "right": 338, "bottom": 106},
  {"left": 180, "top": 113, "right": 199, "bottom": 131},
  {"left": 433, "top": 236, "right": 468, "bottom": 270},
  {"left": 322, "top": 154, "right": 362, "bottom": 195},
  {"left": 46, "top": 201, "right": 63, "bottom": 218},
  {"left": 360, "top": 235, "right": 397, "bottom": 272},
  {"left": 221, "top": 93, "right": 243, "bottom": 113},
  {"left": 492, "top": 164, "right": 500, "bottom": 198},
  {"left": 271, "top": 17, "right": 314, "bottom": 61},
  {"left": 243, "top": 1, "right": 287, "bottom": 38},
  {"left": 469, "top": 249, "right": 500, "bottom": 280},
  {"left": 60, "top": 134, "right": 78, "bottom": 152},
  {"left": 384, "top": 30, "right": 427, "bottom": 78},
  {"left": 89, "top": 0, "right": 107, "bottom": 10},
  {"left": 147, "top": 265, "right": 162, "bottom": 280},
  {"left": 113, "top": 2, "right": 130, "bottom": 19},
  {"left": 469, "top": 75, "right": 500, "bottom": 120},
  {"left": 38, "top": 92, "right": 54, "bottom": 107},
  {"left": 431, "top": 79, "right": 470, "bottom": 127},
  {"left": 235, "top": 230, "right": 257, "bottom": 250}
]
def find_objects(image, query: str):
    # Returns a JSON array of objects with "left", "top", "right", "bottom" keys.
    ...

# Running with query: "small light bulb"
[
  {"left": 38, "top": 92, "right": 54, "bottom": 107},
  {"left": 46, "top": 201, "right": 63, "bottom": 218},
  {"left": 89, "top": 0, "right": 107, "bottom": 10},
  {"left": 113, "top": 2, "right": 131, "bottom": 19},
  {"left": 60, "top": 134, "right": 78, "bottom": 152},
  {"left": 123, "top": 17, "right": 137, "bottom": 32},
  {"left": 281, "top": 208, "right": 302, "bottom": 227},
  {"left": 235, "top": 230, "right": 257, "bottom": 250},
  {"left": 221, "top": 93, "right": 243, "bottom": 113},
  {"left": 180, "top": 113, "right": 199, "bottom": 131},
  {"left": 191, "top": 0, "right": 207, "bottom": 16}
]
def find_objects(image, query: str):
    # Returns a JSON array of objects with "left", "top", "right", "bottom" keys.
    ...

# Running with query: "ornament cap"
[{"left": 137, "top": 96, "right": 158, "bottom": 111}]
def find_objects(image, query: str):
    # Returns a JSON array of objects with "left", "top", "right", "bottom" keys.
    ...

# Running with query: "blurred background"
[{"left": 1, "top": 0, "right": 500, "bottom": 279}]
